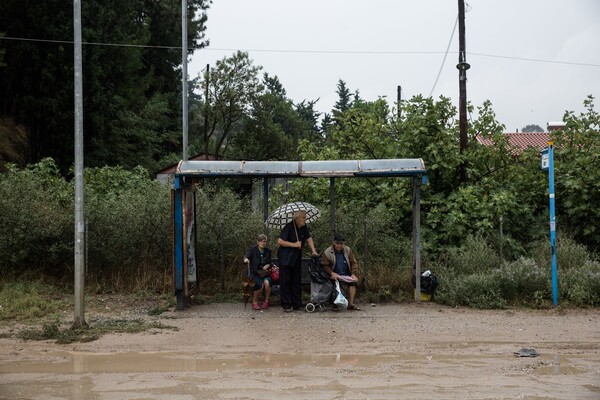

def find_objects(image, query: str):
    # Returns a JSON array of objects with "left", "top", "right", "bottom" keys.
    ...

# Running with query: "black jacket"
[{"left": 244, "top": 245, "right": 272, "bottom": 277}]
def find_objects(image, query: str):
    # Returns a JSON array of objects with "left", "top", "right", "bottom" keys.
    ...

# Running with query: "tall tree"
[
  {"left": 225, "top": 73, "right": 319, "bottom": 161},
  {"left": 191, "top": 51, "right": 262, "bottom": 157},
  {"left": 522, "top": 124, "right": 544, "bottom": 133},
  {"left": 0, "top": 0, "right": 210, "bottom": 172},
  {"left": 333, "top": 79, "right": 352, "bottom": 118}
]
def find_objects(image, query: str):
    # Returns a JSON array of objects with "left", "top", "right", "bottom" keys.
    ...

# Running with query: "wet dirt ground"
[{"left": 1, "top": 302, "right": 599, "bottom": 399}]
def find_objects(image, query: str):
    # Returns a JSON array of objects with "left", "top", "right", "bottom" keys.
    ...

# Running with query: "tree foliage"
[
  {"left": 522, "top": 124, "right": 544, "bottom": 133},
  {"left": 0, "top": 0, "right": 210, "bottom": 173},
  {"left": 191, "top": 60, "right": 323, "bottom": 161},
  {"left": 190, "top": 51, "right": 263, "bottom": 158},
  {"left": 552, "top": 95, "right": 600, "bottom": 250},
  {"left": 289, "top": 95, "right": 564, "bottom": 257}
]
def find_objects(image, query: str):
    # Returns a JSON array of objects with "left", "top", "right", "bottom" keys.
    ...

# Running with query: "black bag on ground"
[{"left": 412, "top": 272, "right": 439, "bottom": 295}]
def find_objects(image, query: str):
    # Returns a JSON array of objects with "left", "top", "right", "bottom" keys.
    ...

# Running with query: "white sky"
[{"left": 189, "top": 0, "right": 600, "bottom": 132}]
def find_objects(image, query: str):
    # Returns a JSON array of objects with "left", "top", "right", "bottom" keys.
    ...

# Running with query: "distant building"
[
  {"left": 547, "top": 121, "right": 566, "bottom": 131},
  {"left": 475, "top": 132, "right": 550, "bottom": 153},
  {"left": 475, "top": 122, "right": 565, "bottom": 154}
]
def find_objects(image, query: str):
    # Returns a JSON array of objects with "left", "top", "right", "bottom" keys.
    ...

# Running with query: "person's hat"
[{"left": 333, "top": 234, "right": 345, "bottom": 242}]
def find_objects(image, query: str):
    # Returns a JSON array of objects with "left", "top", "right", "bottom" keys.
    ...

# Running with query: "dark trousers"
[{"left": 279, "top": 258, "right": 302, "bottom": 309}]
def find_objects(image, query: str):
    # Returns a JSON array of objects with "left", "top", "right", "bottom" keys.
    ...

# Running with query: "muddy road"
[{"left": 1, "top": 303, "right": 599, "bottom": 399}]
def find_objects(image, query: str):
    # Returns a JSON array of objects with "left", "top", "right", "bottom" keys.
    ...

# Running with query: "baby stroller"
[{"left": 305, "top": 256, "right": 334, "bottom": 312}]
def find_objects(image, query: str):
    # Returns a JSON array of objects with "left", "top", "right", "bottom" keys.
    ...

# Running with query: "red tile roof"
[{"left": 476, "top": 132, "right": 550, "bottom": 153}]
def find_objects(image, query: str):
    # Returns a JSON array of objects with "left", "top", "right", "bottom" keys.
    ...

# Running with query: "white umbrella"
[{"left": 265, "top": 201, "right": 321, "bottom": 229}]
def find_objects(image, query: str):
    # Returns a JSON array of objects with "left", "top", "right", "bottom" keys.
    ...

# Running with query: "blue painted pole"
[
  {"left": 173, "top": 177, "right": 184, "bottom": 309},
  {"left": 547, "top": 143, "right": 558, "bottom": 306}
]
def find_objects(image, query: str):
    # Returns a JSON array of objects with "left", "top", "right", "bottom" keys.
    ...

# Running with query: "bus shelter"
[{"left": 172, "top": 159, "right": 427, "bottom": 310}]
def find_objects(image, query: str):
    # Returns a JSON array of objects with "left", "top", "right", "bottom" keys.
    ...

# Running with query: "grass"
[
  {"left": 0, "top": 275, "right": 178, "bottom": 344},
  {"left": 0, "top": 278, "right": 70, "bottom": 321},
  {"left": 17, "top": 317, "right": 178, "bottom": 344}
]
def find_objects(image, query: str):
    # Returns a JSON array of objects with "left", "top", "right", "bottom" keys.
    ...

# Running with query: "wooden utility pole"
[
  {"left": 204, "top": 64, "right": 210, "bottom": 154},
  {"left": 397, "top": 85, "right": 402, "bottom": 120},
  {"left": 457, "top": 0, "right": 470, "bottom": 179}
]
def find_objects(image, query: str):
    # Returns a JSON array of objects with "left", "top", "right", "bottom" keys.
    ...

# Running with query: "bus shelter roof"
[{"left": 175, "top": 159, "right": 426, "bottom": 178}]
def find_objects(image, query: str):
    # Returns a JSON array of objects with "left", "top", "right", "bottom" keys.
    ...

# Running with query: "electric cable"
[
  {"left": 430, "top": 15, "right": 458, "bottom": 97},
  {"left": 1, "top": 35, "right": 599, "bottom": 67}
]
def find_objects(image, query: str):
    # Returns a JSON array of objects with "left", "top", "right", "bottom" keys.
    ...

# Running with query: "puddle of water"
[
  {"left": 0, "top": 351, "right": 495, "bottom": 374},
  {"left": 2, "top": 351, "right": 592, "bottom": 376},
  {"left": 534, "top": 364, "right": 586, "bottom": 375},
  {"left": 1, "top": 352, "right": 401, "bottom": 374},
  {"left": 532, "top": 353, "right": 586, "bottom": 375}
]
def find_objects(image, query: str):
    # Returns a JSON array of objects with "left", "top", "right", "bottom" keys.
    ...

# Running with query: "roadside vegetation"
[{"left": 2, "top": 3, "right": 598, "bottom": 344}]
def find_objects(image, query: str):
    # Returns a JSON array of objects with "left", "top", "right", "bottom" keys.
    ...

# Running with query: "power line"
[
  {"left": 0, "top": 35, "right": 180, "bottom": 50},
  {"left": 430, "top": 16, "right": 458, "bottom": 97},
  {"left": 469, "top": 52, "right": 600, "bottom": 68},
  {"left": 1, "top": 35, "right": 599, "bottom": 67}
]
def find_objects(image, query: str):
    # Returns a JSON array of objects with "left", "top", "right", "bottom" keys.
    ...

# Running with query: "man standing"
[
  {"left": 277, "top": 211, "right": 319, "bottom": 312},
  {"left": 321, "top": 234, "right": 361, "bottom": 310}
]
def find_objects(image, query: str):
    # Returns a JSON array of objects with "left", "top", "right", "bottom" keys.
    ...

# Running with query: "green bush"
[
  {"left": 0, "top": 159, "right": 72, "bottom": 274},
  {"left": 84, "top": 165, "right": 171, "bottom": 292},
  {"left": 1, "top": 159, "right": 599, "bottom": 309},
  {"left": 497, "top": 257, "right": 549, "bottom": 304},
  {"left": 560, "top": 259, "right": 600, "bottom": 306},
  {"left": 435, "top": 272, "right": 507, "bottom": 309},
  {"left": 196, "top": 183, "right": 265, "bottom": 283},
  {"left": 438, "top": 235, "right": 502, "bottom": 275}
]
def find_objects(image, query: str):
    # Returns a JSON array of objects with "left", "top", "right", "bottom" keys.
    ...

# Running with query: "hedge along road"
[{"left": 0, "top": 302, "right": 599, "bottom": 399}]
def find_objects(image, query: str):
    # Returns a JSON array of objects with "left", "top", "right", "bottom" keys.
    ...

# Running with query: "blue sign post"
[{"left": 541, "top": 143, "right": 558, "bottom": 306}]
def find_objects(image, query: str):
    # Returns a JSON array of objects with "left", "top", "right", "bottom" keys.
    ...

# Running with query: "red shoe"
[
  {"left": 252, "top": 303, "right": 260, "bottom": 310},
  {"left": 262, "top": 301, "right": 269, "bottom": 310}
]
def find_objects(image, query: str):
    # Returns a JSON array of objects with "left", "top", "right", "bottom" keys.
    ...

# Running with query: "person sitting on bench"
[{"left": 321, "top": 234, "right": 361, "bottom": 311}]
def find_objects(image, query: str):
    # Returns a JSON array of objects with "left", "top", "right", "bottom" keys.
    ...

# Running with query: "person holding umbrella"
[{"left": 277, "top": 210, "right": 319, "bottom": 312}]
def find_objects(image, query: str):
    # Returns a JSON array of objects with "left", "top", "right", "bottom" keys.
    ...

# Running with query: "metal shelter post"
[
  {"left": 263, "top": 178, "right": 269, "bottom": 223},
  {"left": 412, "top": 175, "right": 422, "bottom": 302},
  {"left": 329, "top": 177, "right": 336, "bottom": 237},
  {"left": 172, "top": 177, "right": 184, "bottom": 310}
]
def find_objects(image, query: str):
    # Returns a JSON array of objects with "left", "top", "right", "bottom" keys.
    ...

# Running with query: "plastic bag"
[
  {"left": 269, "top": 264, "right": 280, "bottom": 283},
  {"left": 333, "top": 280, "right": 348, "bottom": 309}
]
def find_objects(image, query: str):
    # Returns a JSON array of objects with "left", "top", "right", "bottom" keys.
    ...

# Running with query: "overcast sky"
[{"left": 189, "top": 0, "right": 600, "bottom": 132}]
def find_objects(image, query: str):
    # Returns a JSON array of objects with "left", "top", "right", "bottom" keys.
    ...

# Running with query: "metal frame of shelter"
[{"left": 172, "top": 159, "right": 427, "bottom": 310}]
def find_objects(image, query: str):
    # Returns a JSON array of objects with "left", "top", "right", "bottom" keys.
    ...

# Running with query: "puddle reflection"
[{"left": 1, "top": 352, "right": 402, "bottom": 374}]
